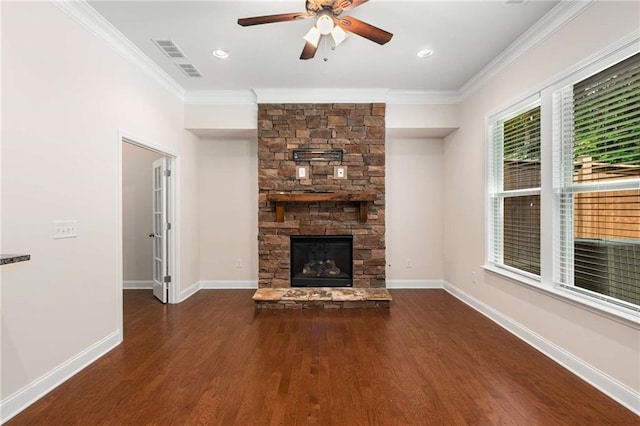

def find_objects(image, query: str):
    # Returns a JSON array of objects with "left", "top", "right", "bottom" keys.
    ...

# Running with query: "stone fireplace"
[{"left": 254, "top": 103, "right": 391, "bottom": 308}]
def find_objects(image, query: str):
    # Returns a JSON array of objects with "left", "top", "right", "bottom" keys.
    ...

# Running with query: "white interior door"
[{"left": 152, "top": 158, "right": 169, "bottom": 303}]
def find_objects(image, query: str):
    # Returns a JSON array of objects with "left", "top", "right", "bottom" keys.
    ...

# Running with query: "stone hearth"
[
  {"left": 253, "top": 287, "right": 392, "bottom": 309},
  {"left": 256, "top": 103, "right": 389, "bottom": 308}
]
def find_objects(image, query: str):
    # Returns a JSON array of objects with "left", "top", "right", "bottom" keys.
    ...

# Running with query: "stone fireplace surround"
[{"left": 254, "top": 103, "right": 392, "bottom": 308}]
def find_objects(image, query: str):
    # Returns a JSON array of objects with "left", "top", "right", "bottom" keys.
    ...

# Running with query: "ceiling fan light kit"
[
  {"left": 238, "top": 0, "right": 393, "bottom": 60},
  {"left": 331, "top": 25, "right": 348, "bottom": 46},
  {"left": 304, "top": 15, "right": 349, "bottom": 48},
  {"left": 316, "top": 14, "right": 334, "bottom": 35},
  {"left": 304, "top": 26, "right": 322, "bottom": 47}
]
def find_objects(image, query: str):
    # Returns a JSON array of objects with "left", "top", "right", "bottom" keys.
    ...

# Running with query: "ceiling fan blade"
[
  {"left": 338, "top": 0, "right": 369, "bottom": 11},
  {"left": 300, "top": 41, "right": 318, "bottom": 60},
  {"left": 238, "top": 12, "right": 310, "bottom": 27},
  {"left": 337, "top": 16, "right": 393, "bottom": 45}
]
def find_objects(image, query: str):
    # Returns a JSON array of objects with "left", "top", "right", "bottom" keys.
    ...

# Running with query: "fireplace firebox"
[{"left": 290, "top": 235, "right": 353, "bottom": 287}]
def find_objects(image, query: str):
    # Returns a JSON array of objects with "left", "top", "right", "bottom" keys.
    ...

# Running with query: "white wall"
[
  {"left": 4, "top": 0, "right": 636, "bottom": 419},
  {"left": 443, "top": 0, "right": 640, "bottom": 396},
  {"left": 185, "top": 104, "right": 258, "bottom": 131},
  {"left": 386, "top": 138, "right": 444, "bottom": 283},
  {"left": 196, "top": 135, "right": 444, "bottom": 287},
  {"left": 122, "top": 143, "right": 162, "bottom": 282},
  {"left": 387, "top": 104, "right": 459, "bottom": 137},
  {"left": 0, "top": 1, "right": 200, "bottom": 414},
  {"left": 198, "top": 139, "right": 258, "bottom": 283}
]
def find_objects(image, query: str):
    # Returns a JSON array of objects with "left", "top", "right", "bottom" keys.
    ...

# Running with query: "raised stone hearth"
[{"left": 253, "top": 287, "right": 392, "bottom": 309}]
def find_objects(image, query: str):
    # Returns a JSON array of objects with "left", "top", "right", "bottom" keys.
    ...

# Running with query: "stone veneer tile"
[
  {"left": 258, "top": 103, "right": 386, "bottom": 295},
  {"left": 253, "top": 288, "right": 392, "bottom": 304}
]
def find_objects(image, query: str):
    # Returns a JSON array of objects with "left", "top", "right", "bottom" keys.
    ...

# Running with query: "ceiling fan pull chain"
[{"left": 323, "top": 34, "right": 329, "bottom": 62}]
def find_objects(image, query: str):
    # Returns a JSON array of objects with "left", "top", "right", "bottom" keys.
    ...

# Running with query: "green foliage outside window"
[{"left": 573, "top": 53, "right": 640, "bottom": 166}]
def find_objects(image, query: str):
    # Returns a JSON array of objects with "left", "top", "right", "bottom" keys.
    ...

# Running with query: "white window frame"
[
  {"left": 485, "top": 35, "right": 640, "bottom": 326},
  {"left": 550, "top": 53, "right": 640, "bottom": 313},
  {"left": 487, "top": 95, "right": 542, "bottom": 281}
]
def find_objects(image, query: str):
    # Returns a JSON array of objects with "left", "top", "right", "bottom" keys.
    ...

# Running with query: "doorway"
[{"left": 119, "top": 134, "right": 177, "bottom": 310}]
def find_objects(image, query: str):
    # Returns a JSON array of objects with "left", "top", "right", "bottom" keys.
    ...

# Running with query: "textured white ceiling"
[{"left": 88, "top": 0, "right": 559, "bottom": 92}]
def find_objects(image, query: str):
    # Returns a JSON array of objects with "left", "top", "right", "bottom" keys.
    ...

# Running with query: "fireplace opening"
[{"left": 290, "top": 235, "right": 353, "bottom": 287}]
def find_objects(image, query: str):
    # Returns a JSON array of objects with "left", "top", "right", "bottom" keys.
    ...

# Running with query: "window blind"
[
  {"left": 489, "top": 106, "right": 541, "bottom": 276},
  {"left": 503, "top": 107, "right": 542, "bottom": 190},
  {"left": 573, "top": 53, "right": 640, "bottom": 182},
  {"left": 555, "top": 52, "right": 640, "bottom": 308}
]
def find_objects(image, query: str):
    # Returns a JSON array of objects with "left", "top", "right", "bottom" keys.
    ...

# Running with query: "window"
[
  {"left": 487, "top": 42, "right": 640, "bottom": 318},
  {"left": 489, "top": 103, "right": 541, "bottom": 277},
  {"left": 554, "top": 52, "right": 640, "bottom": 308}
]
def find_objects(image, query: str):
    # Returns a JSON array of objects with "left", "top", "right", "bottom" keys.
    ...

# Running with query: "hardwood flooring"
[{"left": 8, "top": 289, "right": 637, "bottom": 425}]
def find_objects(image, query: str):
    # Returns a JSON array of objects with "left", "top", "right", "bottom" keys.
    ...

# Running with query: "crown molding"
[
  {"left": 184, "top": 90, "right": 257, "bottom": 105},
  {"left": 52, "top": 0, "right": 596, "bottom": 108},
  {"left": 459, "top": 0, "right": 595, "bottom": 100},
  {"left": 183, "top": 88, "right": 461, "bottom": 106},
  {"left": 249, "top": 88, "right": 461, "bottom": 105},
  {"left": 252, "top": 88, "right": 390, "bottom": 104},
  {"left": 53, "top": 0, "right": 185, "bottom": 101},
  {"left": 386, "top": 90, "right": 461, "bottom": 105}
]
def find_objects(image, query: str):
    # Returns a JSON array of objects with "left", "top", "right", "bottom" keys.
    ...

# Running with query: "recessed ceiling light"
[
  {"left": 417, "top": 49, "right": 434, "bottom": 58},
  {"left": 212, "top": 49, "right": 229, "bottom": 59}
]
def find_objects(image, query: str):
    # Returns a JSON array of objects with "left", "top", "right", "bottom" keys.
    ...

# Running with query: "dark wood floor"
[{"left": 8, "top": 290, "right": 637, "bottom": 425}]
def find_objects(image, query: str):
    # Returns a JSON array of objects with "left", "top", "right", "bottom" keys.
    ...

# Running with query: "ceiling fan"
[{"left": 238, "top": 0, "right": 393, "bottom": 60}]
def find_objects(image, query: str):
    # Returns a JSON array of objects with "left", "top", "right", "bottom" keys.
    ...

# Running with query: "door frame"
[{"left": 117, "top": 130, "right": 180, "bottom": 333}]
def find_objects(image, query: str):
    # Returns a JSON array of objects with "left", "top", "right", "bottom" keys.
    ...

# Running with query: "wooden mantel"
[{"left": 265, "top": 192, "right": 378, "bottom": 223}]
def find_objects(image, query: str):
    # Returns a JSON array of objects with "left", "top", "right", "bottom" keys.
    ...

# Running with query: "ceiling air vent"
[
  {"left": 176, "top": 63, "right": 203, "bottom": 78},
  {"left": 152, "top": 39, "right": 186, "bottom": 59}
]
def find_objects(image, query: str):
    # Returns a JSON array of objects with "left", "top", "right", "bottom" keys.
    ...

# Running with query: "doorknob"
[{"left": 149, "top": 233, "right": 155, "bottom": 238}]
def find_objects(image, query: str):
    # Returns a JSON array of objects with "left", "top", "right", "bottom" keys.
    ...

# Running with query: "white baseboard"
[
  {"left": 178, "top": 281, "right": 258, "bottom": 303},
  {"left": 123, "top": 280, "right": 153, "bottom": 290},
  {"left": 443, "top": 281, "right": 640, "bottom": 416},
  {"left": 0, "top": 330, "right": 122, "bottom": 424},
  {"left": 179, "top": 281, "right": 200, "bottom": 303},
  {"left": 386, "top": 280, "right": 444, "bottom": 289},
  {"left": 199, "top": 280, "right": 258, "bottom": 290}
]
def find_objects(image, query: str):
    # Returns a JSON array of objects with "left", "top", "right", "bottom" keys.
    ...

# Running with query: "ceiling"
[{"left": 87, "top": 0, "right": 559, "bottom": 94}]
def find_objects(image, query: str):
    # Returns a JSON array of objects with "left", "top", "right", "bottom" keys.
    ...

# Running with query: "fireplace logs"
[{"left": 301, "top": 259, "right": 344, "bottom": 277}]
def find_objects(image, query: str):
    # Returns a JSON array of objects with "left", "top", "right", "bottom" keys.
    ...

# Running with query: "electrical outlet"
[
  {"left": 296, "top": 166, "right": 309, "bottom": 179},
  {"left": 53, "top": 220, "right": 77, "bottom": 239},
  {"left": 406, "top": 258, "right": 413, "bottom": 268},
  {"left": 235, "top": 258, "right": 243, "bottom": 268},
  {"left": 334, "top": 166, "right": 347, "bottom": 179},
  {"left": 471, "top": 271, "right": 477, "bottom": 284}
]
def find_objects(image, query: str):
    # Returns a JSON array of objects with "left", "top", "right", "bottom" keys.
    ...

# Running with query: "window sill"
[{"left": 482, "top": 264, "right": 640, "bottom": 330}]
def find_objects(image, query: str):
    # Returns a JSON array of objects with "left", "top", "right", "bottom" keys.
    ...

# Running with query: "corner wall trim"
[
  {"left": 386, "top": 280, "right": 444, "bottom": 289},
  {"left": 53, "top": 0, "right": 184, "bottom": 100},
  {"left": 458, "top": 0, "right": 594, "bottom": 99},
  {"left": 0, "top": 330, "right": 122, "bottom": 423},
  {"left": 178, "top": 281, "right": 201, "bottom": 303},
  {"left": 442, "top": 281, "right": 640, "bottom": 416},
  {"left": 123, "top": 280, "right": 153, "bottom": 290}
]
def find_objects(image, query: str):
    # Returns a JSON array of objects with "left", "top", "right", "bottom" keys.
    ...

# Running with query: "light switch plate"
[
  {"left": 296, "top": 165, "right": 309, "bottom": 179},
  {"left": 334, "top": 166, "right": 347, "bottom": 179},
  {"left": 53, "top": 220, "right": 77, "bottom": 239}
]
